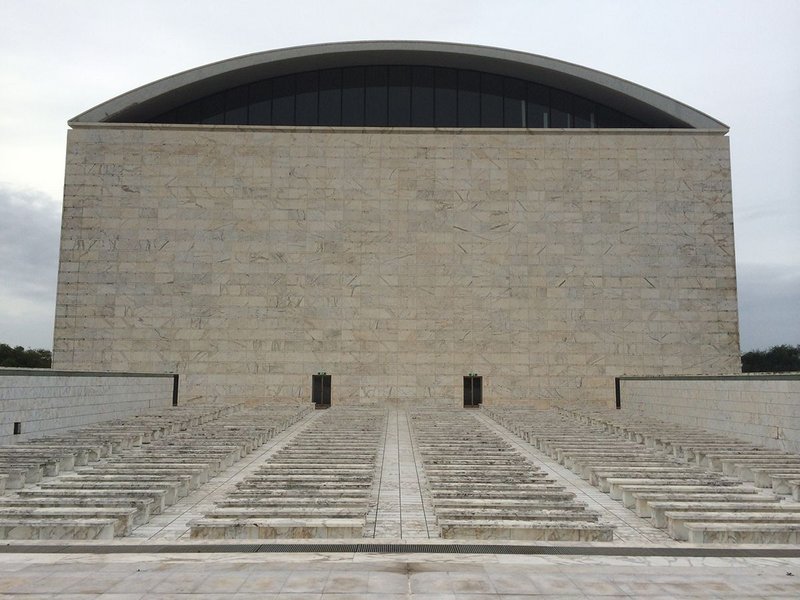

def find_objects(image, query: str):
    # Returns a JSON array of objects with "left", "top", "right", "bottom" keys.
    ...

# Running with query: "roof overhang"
[{"left": 70, "top": 41, "right": 728, "bottom": 130}]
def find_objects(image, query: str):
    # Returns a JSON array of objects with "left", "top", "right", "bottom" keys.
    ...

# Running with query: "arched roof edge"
[{"left": 69, "top": 41, "right": 728, "bottom": 130}]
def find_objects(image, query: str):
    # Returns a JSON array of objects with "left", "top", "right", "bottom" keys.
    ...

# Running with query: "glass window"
[
  {"left": 480, "top": 73, "right": 504, "bottom": 127},
  {"left": 411, "top": 66, "right": 434, "bottom": 126},
  {"left": 573, "top": 96, "right": 593, "bottom": 128},
  {"left": 225, "top": 86, "right": 248, "bottom": 124},
  {"left": 434, "top": 68, "right": 458, "bottom": 127},
  {"left": 365, "top": 66, "right": 388, "bottom": 126},
  {"left": 271, "top": 75, "right": 295, "bottom": 125},
  {"left": 249, "top": 79, "right": 272, "bottom": 125},
  {"left": 387, "top": 66, "right": 411, "bottom": 126},
  {"left": 149, "top": 65, "right": 655, "bottom": 128},
  {"left": 550, "top": 89, "right": 572, "bottom": 128},
  {"left": 526, "top": 83, "right": 549, "bottom": 127},
  {"left": 295, "top": 71, "right": 318, "bottom": 125},
  {"left": 458, "top": 70, "right": 480, "bottom": 127},
  {"left": 175, "top": 99, "right": 203, "bottom": 124},
  {"left": 341, "top": 67, "right": 365, "bottom": 126},
  {"left": 198, "top": 93, "right": 225, "bottom": 124},
  {"left": 318, "top": 69, "right": 342, "bottom": 126},
  {"left": 503, "top": 77, "right": 526, "bottom": 127}
]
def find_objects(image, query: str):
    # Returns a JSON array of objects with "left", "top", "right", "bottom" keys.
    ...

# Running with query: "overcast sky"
[{"left": 0, "top": 0, "right": 798, "bottom": 353}]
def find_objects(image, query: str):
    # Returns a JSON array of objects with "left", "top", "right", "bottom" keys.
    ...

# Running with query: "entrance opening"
[
  {"left": 312, "top": 373, "right": 331, "bottom": 409},
  {"left": 463, "top": 375, "right": 482, "bottom": 407}
]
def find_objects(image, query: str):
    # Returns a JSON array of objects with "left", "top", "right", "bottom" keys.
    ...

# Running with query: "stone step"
[
  {"left": 228, "top": 489, "right": 370, "bottom": 499},
  {"left": 0, "top": 518, "right": 117, "bottom": 540},
  {"left": 588, "top": 467, "right": 703, "bottom": 488},
  {"left": 683, "top": 521, "right": 800, "bottom": 544},
  {"left": 35, "top": 482, "right": 180, "bottom": 506},
  {"left": 431, "top": 489, "right": 571, "bottom": 500},
  {"left": 189, "top": 516, "right": 366, "bottom": 540},
  {"left": 438, "top": 519, "right": 614, "bottom": 541},
  {"left": 656, "top": 501, "right": 800, "bottom": 527},
  {"left": 606, "top": 477, "right": 738, "bottom": 499},
  {"left": 751, "top": 469, "right": 800, "bottom": 490},
  {"left": 632, "top": 493, "right": 778, "bottom": 517},
  {"left": 204, "top": 507, "right": 366, "bottom": 519},
  {"left": 0, "top": 507, "right": 138, "bottom": 536},
  {"left": 432, "top": 499, "right": 588, "bottom": 510},
  {"left": 215, "top": 498, "right": 366, "bottom": 508},
  {"left": 0, "top": 450, "right": 76, "bottom": 472},
  {"left": 16, "top": 489, "right": 167, "bottom": 514},
  {"left": 667, "top": 512, "right": 800, "bottom": 541},
  {"left": 50, "top": 475, "right": 192, "bottom": 499},
  {"left": 0, "top": 497, "right": 154, "bottom": 525},
  {"left": 436, "top": 509, "right": 599, "bottom": 522}
]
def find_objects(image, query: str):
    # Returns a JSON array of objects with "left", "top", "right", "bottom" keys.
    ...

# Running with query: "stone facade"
[{"left": 53, "top": 124, "right": 740, "bottom": 405}]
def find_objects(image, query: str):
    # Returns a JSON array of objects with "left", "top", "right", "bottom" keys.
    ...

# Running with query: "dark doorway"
[
  {"left": 463, "top": 375, "right": 483, "bottom": 407},
  {"left": 312, "top": 373, "right": 331, "bottom": 408}
]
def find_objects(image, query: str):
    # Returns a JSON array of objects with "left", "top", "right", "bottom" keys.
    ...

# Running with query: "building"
[{"left": 54, "top": 41, "right": 740, "bottom": 406}]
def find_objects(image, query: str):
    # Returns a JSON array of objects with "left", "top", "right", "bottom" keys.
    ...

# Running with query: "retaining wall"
[
  {"left": 618, "top": 374, "right": 800, "bottom": 453},
  {"left": 0, "top": 369, "right": 177, "bottom": 444}
]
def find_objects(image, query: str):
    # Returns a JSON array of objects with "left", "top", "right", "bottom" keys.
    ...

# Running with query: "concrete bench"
[
  {"left": 203, "top": 507, "right": 366, "bottom": 519},
  {"left": 189, "top": 517, "right": 366, "bottom": 539},
  {"left": 0, "top": 465, "right": 42, "bottom": 489},
  {"left": 753, "top": 466, "right": 800, "bottom": 495},
  {"left": 0, "top": 507, "right": 138, "bottom": 536},
  {"left": 677, "top": 517, "right": 800, "bottom": 543},
  {"left": 0, "top": 517, "right": 116, "bottom": 540},
  {"left": 665, "top": 511, "right": 800, "bottom": 541},
  {"left": 588, "top": 467, "right": 700, "bottom": 489},
  {"left": 0, "top": 449, "right": 76, "bottom": 472},
  {"left": 438, "top": 519, "right": 614, "bottom": 541},
  {"left": 48, "top": 475, "right": 191, "bottom": 500},
  {"left": 650, "top": 502, "right": 800, "bottom": 528},
  {"left": 606, "top": 477, "right": 738, "bottom": 501},
  {"left": 0, "top": 496, "right": 154, "bottom": 526},
  {"left": 631, "top": 492, "right": 776, "bottom": 518},
  {"left": 435, "top": 509, "right": 599, "bottom": 522},
  {"left": 35, "top": 481, "right": 179, "bottom": 506},
  {"left": 614, "top": 484, "right": 750, "bottom": 508}
]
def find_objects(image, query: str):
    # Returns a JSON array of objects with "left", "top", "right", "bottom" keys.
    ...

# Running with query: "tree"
[
  {"left": 0, "top": 343, "right": 52, "bottom": 368},
  {"left": 741, "top": 344, "right": 800, "bottom": 373}
]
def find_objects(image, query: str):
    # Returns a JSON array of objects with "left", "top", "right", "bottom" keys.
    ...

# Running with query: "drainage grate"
[{"left": 2, "top": 542, "right": 799, "bottom": 557}]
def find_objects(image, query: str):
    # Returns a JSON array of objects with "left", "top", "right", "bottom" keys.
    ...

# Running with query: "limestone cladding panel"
[{"left": 53, "top": 125, "right": 740, "bottom": 405}]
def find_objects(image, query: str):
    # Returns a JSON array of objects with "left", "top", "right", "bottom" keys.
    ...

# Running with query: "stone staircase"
[
  {"left": 484, "top": 405, "right": 800, "bottom": 544},
  {"left": 189, "top": 407, "right": 387, "bottom": 539},
  {"left": 0, "top": 401, "right": 310, "bottom": 540},
  {"left": 408, "top": 409, "right": 614, "bottom": 541}
]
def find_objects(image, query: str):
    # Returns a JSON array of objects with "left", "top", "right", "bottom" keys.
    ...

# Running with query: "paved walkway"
[{"left": 1, "top": 550, "right": 799, "bottom": 598}]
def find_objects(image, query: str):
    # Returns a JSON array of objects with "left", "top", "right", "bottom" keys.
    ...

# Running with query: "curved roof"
[{"left": 71, "top": 41, "right": 727, "bottom": 130}]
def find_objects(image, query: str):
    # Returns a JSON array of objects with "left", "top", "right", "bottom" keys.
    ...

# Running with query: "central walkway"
[{"left": 368, "top": 409, "right": 434, "bottom": 539}]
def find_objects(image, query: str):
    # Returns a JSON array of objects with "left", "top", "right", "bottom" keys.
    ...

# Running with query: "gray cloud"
[
  {"left": 737, "top": 263, "right": 800, "bottom": 352},
  {"left": 0, "top": 185, "right": 61, "bottom": 348}
]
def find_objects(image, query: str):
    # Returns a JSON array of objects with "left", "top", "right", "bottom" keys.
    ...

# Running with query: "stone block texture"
[{"left": 53, "top": 125, "right": 740, "bottom": 405}]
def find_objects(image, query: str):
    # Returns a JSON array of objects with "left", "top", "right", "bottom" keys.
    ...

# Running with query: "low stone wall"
[
  {"left": 0, "top": 369, "right": 177, "bottom": 444},
  {"left": 618, "top": 375, "right": 800, "bottom": 453}
]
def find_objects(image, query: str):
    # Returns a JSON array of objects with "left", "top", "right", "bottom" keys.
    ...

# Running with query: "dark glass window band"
[{"left": 153, "top": 65, "right": 649, "bottom": 128}]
